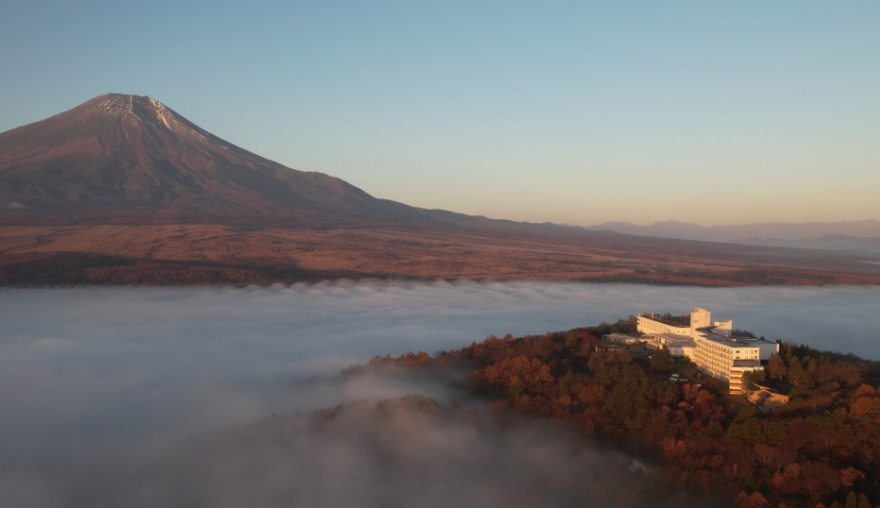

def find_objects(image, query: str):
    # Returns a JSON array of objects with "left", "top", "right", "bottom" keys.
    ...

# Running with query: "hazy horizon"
[{"left": 2, "top": 2, "right": 878, "bottom": 227}]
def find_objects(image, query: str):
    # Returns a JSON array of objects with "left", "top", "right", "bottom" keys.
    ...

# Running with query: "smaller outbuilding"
[
  {"left": 747, "top": 384, "right": 790, "bottom": 413},
  {"left": 628, "top": 458, "right": 657, "bottom": 476}
]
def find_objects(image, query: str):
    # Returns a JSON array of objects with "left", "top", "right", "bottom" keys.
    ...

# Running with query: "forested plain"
[{"left": 356, "top": 317, "right": 880, "bottom": 508}]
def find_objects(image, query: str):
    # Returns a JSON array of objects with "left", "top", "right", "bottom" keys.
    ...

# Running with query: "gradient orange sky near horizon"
[{"left": 1, "top": 1, "right": 877, "bottom": 227}]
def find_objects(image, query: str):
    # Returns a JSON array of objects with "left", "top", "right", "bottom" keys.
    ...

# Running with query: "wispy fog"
[
  {"left": 5, "top": 398, "right": 645, "bottom": 508},
  {"left": 1, "top": 281, "right": 878, "bottom": 506}
]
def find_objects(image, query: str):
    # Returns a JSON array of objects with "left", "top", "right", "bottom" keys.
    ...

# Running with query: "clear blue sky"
[{"left": 2, "top": 1, "right": 878, "bottom": 226}]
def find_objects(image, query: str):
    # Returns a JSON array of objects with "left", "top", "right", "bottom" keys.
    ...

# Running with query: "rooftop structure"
[
  {"left": 637, "top": 307, "right": 779, "bottom": 394},
  {"left": 602, "top": 333, "right": 644, "bottom": 345},
  {"left": 747, "top": 384, "right": 790, "bottom": 413},
  {"left": 645, "top": 333, "right": 696, "bottom": 358}
]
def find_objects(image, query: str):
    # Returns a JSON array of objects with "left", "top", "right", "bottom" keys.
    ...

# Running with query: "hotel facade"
[{"left": 637, "top": 307, "right": 778, "bottom": 394}]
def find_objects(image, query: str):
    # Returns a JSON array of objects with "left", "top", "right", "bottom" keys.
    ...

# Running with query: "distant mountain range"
[
  {"left": 587, "top": 220, "right": 880, "bottom": 255},
  {"left": 0, "top": 94, "right": 878, "bottom": 286}
]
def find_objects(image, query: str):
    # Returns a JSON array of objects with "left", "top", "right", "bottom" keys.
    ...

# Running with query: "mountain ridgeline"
[
  {"left": 0, "top": 94, "right": 441, "bottom": 225},
  {"left": 1, "top": 94, "right": 879, "bottom": 286},
  {"left": 588, "top": 221, "right": 880, "bottom": 255}
]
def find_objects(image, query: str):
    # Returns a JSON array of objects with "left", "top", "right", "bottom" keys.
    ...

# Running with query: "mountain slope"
[
  {"left": 0, "top": 94, "right": 433, "bottom": 225},
  {"left": 1, "top": 94, "right": 878, "bottom": 286}
]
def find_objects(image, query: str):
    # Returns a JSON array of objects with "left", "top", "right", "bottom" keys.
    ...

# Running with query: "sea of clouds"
[{"left": 1, "top": 281, "right": 878, "bottom": 506}]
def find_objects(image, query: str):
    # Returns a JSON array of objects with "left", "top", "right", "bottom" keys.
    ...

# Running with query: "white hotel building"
[{"left": 637, "top": 307, "right": 779, "bottom": 394}]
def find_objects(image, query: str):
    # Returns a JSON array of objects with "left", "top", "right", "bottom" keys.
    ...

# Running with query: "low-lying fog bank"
[
  {"left": 1, "top": 281, "right": 878, "bottom": 506},
  {"left": 7, "top": 396, "right": 651, "bottom": 508}
]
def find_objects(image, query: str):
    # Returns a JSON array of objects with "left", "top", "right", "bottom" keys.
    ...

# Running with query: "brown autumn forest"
[
  {"left": 354, "top": 318, "right": 880, "bottom": 508},
  {"left": 4, "top": 222, "right": 880, "bottom": 286}
]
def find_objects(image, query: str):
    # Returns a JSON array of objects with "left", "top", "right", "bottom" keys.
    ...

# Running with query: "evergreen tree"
[
  {"left": 767, "top": 353, "right": 787, "bottom": 380},
  {"left": 846, "top": 492, "right": 858, "bottom": 508}
]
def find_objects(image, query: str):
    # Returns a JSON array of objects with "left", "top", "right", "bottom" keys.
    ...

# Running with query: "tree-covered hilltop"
[{"left": 365, "top": 317, "right": 880, "bottom": 508}]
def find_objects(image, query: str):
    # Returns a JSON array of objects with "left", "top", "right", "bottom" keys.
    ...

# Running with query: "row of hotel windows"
[{"left": 695, "top": 338, "right": 759, "bottom": 359}]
